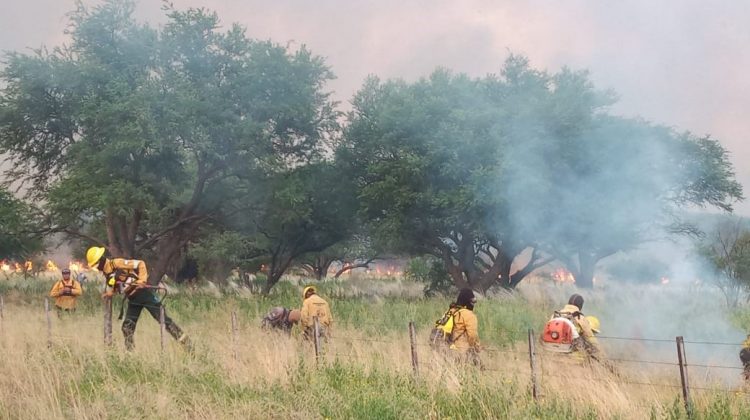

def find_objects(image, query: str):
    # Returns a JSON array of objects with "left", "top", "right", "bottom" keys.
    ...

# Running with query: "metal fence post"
[
  {"left": 528, "top": 328, "right": 539, "bottom": 402},
  {"left": 676, "top": 336, "right": 692, "bottom": 418},
  {"left": 44, "top": 297, "right": 52, "bottom": 348},
  {"left": 313, "top": 316, "right": 321, "bottom": 364},
  {"left": 103, "top": 296, "right": 112, "bottom": 347},
  {"left": 159, "top": 305, "right": 166, "bottom": 352},
  {"left": 409, "top": 321, "right": 419, "bottom": 377}
]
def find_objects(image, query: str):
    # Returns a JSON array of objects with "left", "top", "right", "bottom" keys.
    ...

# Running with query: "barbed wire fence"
[{"left": 8, "top": 294, "right": 750, "bottom": 416}]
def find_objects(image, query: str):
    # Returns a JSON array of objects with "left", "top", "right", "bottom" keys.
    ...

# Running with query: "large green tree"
[
  {"left": 342, "top": 56, "right": 743, "bottom": 291},
  {"left": 208, "top": 161, "right": 358, "bottom": 293},
  {"left": 340, "top": 66, "right": 551, "bottom": 292},
  {"left": 496, "top": 59, "right": 743, "bottom": 287},
  {"left": 0, "top": 1, "right": 337, "bottom": 283}
]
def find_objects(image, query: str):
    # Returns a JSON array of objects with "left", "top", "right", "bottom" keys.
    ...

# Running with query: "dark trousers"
[
  {"left": 122, "top": 289, "right": 184, "bottom": 350},
  {"left": 55, "top": 307, "right": 75, "bottom": 319}
]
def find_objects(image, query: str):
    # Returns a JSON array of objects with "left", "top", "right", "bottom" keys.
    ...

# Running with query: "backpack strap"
[{"left": 450, "top": 308, "right": 468, "bottom": 343}]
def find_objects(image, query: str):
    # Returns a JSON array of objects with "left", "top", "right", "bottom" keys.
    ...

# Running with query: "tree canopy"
[
  {"left": 340, "top": 56, "right": 743, "bottom": 290},
  {"left": 0, "top": 0, "right": 338, "bottom": 284},
  {"left": 0, "top": 2, "right": 743, "bottom": 293}
]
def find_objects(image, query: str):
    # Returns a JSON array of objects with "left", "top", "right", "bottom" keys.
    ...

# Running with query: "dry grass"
[{"left": 0, "top": 279, "right": 749, "bottom": 419}]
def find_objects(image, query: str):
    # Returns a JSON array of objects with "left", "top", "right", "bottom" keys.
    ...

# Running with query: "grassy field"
[{"left": 1, "top": 274, "right": 750, "bottom": 419}]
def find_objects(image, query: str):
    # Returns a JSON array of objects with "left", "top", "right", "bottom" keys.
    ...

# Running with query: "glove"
[
  {"left": 62, "top": 287, "right": 72, "bottom": 296},
  {"left": 102, "top": 290, "right": 114, "bottom": 299}
]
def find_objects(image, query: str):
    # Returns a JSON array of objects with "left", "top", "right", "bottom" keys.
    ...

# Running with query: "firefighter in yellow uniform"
[
  {"left": 561, "top": 294, "right": 601, "bottom": 358},
  {"left": 86, "top": 246, "right": 191, "bottom": 351},
  {"left": 49, "top": 268, "right": 83, "bottom": 316},
  {"left": 450, "top": 288, "right": 481, "bottom": 365},
  {"left": 300, "top": 286, "right": 332, "bottom": 340}
]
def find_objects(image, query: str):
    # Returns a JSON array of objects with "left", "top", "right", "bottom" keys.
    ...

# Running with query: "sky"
[{"left": 2, "top": 0, "right": 749, "bottom": 214}]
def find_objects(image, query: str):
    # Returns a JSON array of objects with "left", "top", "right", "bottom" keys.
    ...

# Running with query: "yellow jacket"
[
  {"left": 451, "top": 308, "right": 480, "bottom": 353},
  {"left": 300, "top": 294, "right": 332, "bottom": 329},
  {"left": 49, "top": 278, "right": 83, "bottom": 310},
  {"left": 560, "top": 304, "right": 600, "bottom": 355},
  {"left": 102, "top": 258, "right": 149, "bottom": 296}
]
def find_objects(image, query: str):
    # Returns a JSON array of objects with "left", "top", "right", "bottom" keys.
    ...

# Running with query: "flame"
[
  {"left": 552, "top": 268, "right": 576, "bottom": 284},
  {"left": 45, "top": 260, "right": 58, "bottom": 272},
  {"left": 14, "top": 263, "right": 22, "bottom": 273},
  {"left": 0, "top": 261, "right": 9, "bottom": 272},
  {"left": 68, "top": 260, "right": 89, "bottom": 272}
]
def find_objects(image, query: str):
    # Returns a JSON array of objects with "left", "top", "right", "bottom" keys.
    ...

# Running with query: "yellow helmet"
[
  {"left": 586, "top": 316, "right": 601, "bottom": 334},
  {"left": 86, "top": 246, "right": 106, "bottom": 268},
  {"left": 303, "top": 285, "right": 317, "bottom": 298}
]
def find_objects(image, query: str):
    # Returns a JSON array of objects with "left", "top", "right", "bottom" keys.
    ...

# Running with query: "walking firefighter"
[{"left": 86, "top": 246, "right": 191, "bottom": 351}]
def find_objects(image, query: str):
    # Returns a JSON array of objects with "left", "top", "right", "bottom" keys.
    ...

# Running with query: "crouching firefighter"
[
  {"left": 540, "top": 294, "right": 602, "bottom": 360},
  {"left": 261, "top": 306, "right": 301, "bottom": 334},
  {"left": 430, "top": 289, "right": 481, "bottom": 366},
  {"left": 86, "top": 246, "right": 192, "bottom": 351}
]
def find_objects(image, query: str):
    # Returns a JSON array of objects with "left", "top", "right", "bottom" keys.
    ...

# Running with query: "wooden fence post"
[
  {"left": 44, "top": 297, "right": 52, "bottom": 348},
  {"left": 0, "top": 294, "right": 4, "bottom": 333},
  {"left": 103, "top": 296, "right": 113, "bottom": 347},
  {"left": 313, "top": 316, "right": 321, "bottom": 364},
  {"left": 409, "top": 321, "right": 419, "bottom": 377},
  {"left": 231, "top": 310, "right": 239, "bottom": 361},
  {"left": 676, "top": 336, "right": 692, "bottom": 418},
  {"left": 528, "top": 328, "right": 539, "bottom": 402},
  {"left": 159, "top": 305, "right": 166, "bottom": 352}
]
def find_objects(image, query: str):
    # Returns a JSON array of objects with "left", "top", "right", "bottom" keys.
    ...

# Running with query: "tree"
[
  {"left": 342, "top": 55, "right": 743, "bottom": 291},
  {"left": 298, "top": 233, "right": 379, "bottom": 280},
  {"left": 0, "top": 1, "right": 337, "bottom": 283},
  {"left": 0, "top": 188, "right": 43, "bottom": 260},
  {"left": 219, "top": 161, "right": 358, "bottom": 293},
  {"left": 699, "top": 218, "right": 750, "bottom": 307},
  {"left": 504, "top": 110, "right": 744, "bottom": 288},
  {"left": 340, "top": 65, "right": 551, "bottom": 293}
]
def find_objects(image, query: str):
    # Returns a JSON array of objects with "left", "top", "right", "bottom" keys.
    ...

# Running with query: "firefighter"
[
  {"left": 261, "top": 306, "right": 301, "bottom": 333},
  {"left": 740, "top": 335, "right": 750, "bottom": 381},
  {"left": 49, "top": 268, "right": 83, "bottom": 316},
  {"left": 300, "top": 286, "right": 332, "bottom": 340},
  {"left": 86, "top": 246, "right": 191, "bottom": 351},
  {"left": 450, "top": 288, "right": 481, "bottom": 365},
  {"left": 560, "top": 294, "right": 601, "bottom": 358}
]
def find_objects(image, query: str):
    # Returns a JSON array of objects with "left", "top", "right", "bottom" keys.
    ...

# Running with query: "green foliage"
[
  {"left": 0, "top": 188, "right": 43, "bottom": 259},
  {"left": 699, "top": 218, "right": 750, "bottom": 306},
  {"left": 341, "top": 55, "right": 743, "bottom": 291},
  {"left": 0, "top": 0, "right": 338, "bottom": 286},
  {"left": 405, "top": 256, "right": 454, "bottom": 297}
]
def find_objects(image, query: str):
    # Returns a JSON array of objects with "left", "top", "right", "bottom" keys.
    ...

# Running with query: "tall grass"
[{"left": 1, "top": 275, "right": 750, "bottom": 419}]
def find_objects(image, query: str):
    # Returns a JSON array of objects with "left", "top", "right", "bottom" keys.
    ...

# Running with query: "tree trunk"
[
  {"left": 263, "top": 254, "right": 294, "bottom": 295},
  {"left": 149, "top": 234, "right": 187, "bottom": 286}
]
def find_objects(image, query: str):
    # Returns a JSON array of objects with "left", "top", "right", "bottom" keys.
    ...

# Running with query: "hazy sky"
[{"left": 3, "top": 0, "right": 749, "bottom": 214}]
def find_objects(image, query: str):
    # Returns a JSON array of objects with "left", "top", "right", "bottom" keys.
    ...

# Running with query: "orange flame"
[
  {"left": 45, "top": 260, "right": 58, "bottom": 272},
  {"left": 552, "top": 268, "right": 576, "bottom": 284},
  {"left": 0, "top": 261, "right": 9, "bottom": 272}
]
